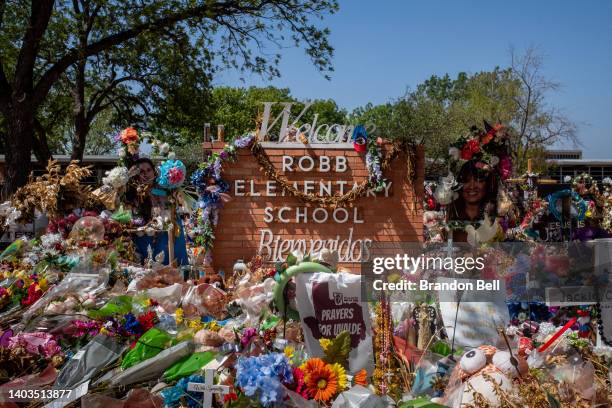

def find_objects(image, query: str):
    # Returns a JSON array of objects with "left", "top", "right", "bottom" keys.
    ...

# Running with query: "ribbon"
[{"left": 537, "top": 317, "right": 577, "bottom": 352}]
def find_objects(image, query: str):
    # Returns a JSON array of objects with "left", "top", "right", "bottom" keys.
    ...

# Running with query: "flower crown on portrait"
[{"left": 448, "top": 120, "right": 512, "bottom": 181}]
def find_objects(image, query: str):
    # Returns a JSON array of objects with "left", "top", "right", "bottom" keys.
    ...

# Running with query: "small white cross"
[{"left": 187, "top": 368, "right": 229, "bottom": 408}]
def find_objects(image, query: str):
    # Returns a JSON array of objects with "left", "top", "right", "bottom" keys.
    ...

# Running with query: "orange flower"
[
  {"left": 300, "top": 357, "right": 327, "bottom": 381},
  {"left": 353, "top": 368, "right": 368, "bottom": 386},
  {"left": 305, "top": 361, "right": 338, "bottom": 402},
  {"left": 120, "top": 127, "right": 139, "bottom": 144}
]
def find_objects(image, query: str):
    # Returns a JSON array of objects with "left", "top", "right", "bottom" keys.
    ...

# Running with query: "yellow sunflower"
[{"left": 329, "top": 363, "right": 348, "bottom": 391}]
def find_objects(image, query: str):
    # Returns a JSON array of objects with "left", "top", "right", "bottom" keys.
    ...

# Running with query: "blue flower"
[
  {"left": 235, "top": 353, "right": 293, "bottom": 407},
  {"left": 161, "top": 375, "right": 205, "bottom": 408}
]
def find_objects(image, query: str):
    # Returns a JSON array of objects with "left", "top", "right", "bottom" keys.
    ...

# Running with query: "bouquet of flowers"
[{"left": 448, "top": 121, "right": 512, "bottom": 180}]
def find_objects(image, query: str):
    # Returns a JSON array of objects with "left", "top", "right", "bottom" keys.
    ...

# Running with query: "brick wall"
[{"left": 202, "top": 141, "right": 424, "bottom": 273}]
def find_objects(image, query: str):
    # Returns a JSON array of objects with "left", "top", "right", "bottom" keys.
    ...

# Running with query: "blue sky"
[{"left": 216, "top": 1, "right": 612, "bottom": 158}]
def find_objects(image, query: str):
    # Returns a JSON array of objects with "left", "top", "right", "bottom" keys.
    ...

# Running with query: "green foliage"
[
  {"left": 204, "top": 86, "right": 348, "bottom": 142},
  {"left": 351, "top": 60, "right": 575, "bottom": 175},
  {"left": 0, "top": 0, "right": 338, "bottom": 177},
  {"left": 321, "top": 330, "right": 351, "bottom": 367}
]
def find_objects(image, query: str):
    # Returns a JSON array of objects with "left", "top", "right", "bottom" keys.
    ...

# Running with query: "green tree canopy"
[
  {"left": 0, "top": 0, "right": 338, "bottom": 195},
  {"left": 351, "top": 49, "right": 577, "bottom": 176}
]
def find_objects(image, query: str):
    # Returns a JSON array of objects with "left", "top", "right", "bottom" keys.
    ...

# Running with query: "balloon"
[
  {"left": 69, "top": 216, "right": 105, "bottom": 242},
  {"left": 202, "top": 285, "right": 227, "bottom": 319}
]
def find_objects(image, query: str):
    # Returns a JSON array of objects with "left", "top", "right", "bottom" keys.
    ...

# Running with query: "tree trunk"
[
  {"left": 71, "top": 114, "right": 89, "bottom": 161},
  {"left": 32, "top": 117, "right": 53, "bottom": 165},
  {"left": 70, "top": 60, "right": 88, "bottom": 162},
  {"left": 2, "top": 105, "right": 34, "bottom": 198}
]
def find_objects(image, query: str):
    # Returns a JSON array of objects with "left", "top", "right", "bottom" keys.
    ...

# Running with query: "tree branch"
[
  {"left": 32, "top": 0, "right": 268, "bottom": 107},
  {"left": 87, "top": 75, "right": 139, "bottom": 121},
  {"left": 14, "top": 0, "right": 55, "bottom": 95}
]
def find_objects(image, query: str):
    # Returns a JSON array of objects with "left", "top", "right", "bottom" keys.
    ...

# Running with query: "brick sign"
[{"left": 202, "top": 141, "right": 424, "bottom": 273}]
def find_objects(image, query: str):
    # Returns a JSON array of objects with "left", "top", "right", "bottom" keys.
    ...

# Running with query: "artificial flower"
[
  {"left": 329, "top": 363, "right": 348, "bottom": 391},
  {"left": 103, "top": 166, "right": 129, "bottom": 189},
  {"left": 137, "top": 311, "right": 157, "bottom": 331},
  {"left": 319, "top": 338, "right": 331, "bottom": 352},
  {"left": 72, "top": 320, "right": 101, "bottom": 338},
  {"left": 174, "top": 307, "right": 183, "bottom": 324},
  {"left": 157, "top": 159, "right": 186, "bottom": 190},
  {"left": 499, "top": 155, "right": 513, "bottom": 180},
  {"left": 460, "top": 139, "right": 480, "bottom": 160},
  {"left": 287, "top": 367, "right": 309, "bottom": 399},
  {"left": 300, "top": 357, "right": 326, "bottom": 382},
  {"left": 224, "top": 392, "right": 238, "bottom": 403},
  {"left": 353, "top": 368, "right": 368, "bottom": 386},
  {"left": 284, "top": 345, "right": 295, "bottom": 360},
  {"left": 120, "top": 127, "right": 139, "bottom": 144},
  {"left": 240, "top": 327, "right": 258, "bottom": 347},
  {"left": 305, "top": 361, "right": 337, "bottom": 402},
  {"left": 235, "top": 353, "right": 293, "bottom": 407},
  {"left": 480, "top": 131, "right": 494, "bottom": 145}
]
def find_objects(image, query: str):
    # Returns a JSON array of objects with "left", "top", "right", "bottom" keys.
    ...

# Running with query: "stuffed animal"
[{"left": 443, "top": 345, "right": 527, "bottom": 407}]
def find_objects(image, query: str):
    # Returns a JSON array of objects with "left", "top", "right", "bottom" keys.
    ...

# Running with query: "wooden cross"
[{"left": 186, "top": 368, "right": 229, "bottom": 408}]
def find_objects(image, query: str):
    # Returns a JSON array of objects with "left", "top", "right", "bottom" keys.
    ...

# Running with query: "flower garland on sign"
[
  {"left": 191, "top": 134, "right": 256, "bottom": 258},
  {"left": 192, "top": 131, "right": 412, "bottom": 261},
  {"left": 251, "top": 138, "right": 406, "bottom": 209}
]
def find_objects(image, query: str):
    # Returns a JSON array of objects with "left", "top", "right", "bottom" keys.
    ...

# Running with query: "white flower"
[
  {"left": 103, "top": 166, "right": 129, "bottom": 189},
  {"left": 40, "top": 233, "right": 62, "bottom": 249},
  {"left": 118, "top": 149, "right": 126, "bottom": 158},
  {"left": 167, "top": 152, "right": 176, "bottom": 160},
  {"left": 603, "top": 177, "right": 612, "bottom": 186},
  {"left": 160, "top": 143, "right": 170, "bottom": 154},
  {"left": 0, "top": 202, "right": 21, "bottom": 226},
  {"left": 564, "top": 175, "right": 572, "bottom": 183},
  {"left": 449, "top": 147, "right": 460, "bottom": 160},
  {"left": 490, "top": 155, "right": 500, "bottom": 166},
  {"left": 505, "top": 325, "right": 520, "bottom": 336}
]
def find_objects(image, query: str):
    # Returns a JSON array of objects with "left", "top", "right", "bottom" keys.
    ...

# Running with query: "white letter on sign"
[
  {"left": 298, "top": 156, "right": 315, "bottom": 172},
  {"left": 235, "top": 180, "right": 245, "bottom": 196},
  {"left": 336, "top": 156, "right": 347, "bottom": 172},
  {"left": 319, "top": 156, "right": 330, "bottom": 172},
  {"left": 264, "top": 207, "right": 274, "bottom": 223},
  {"left": 278, "top": 207, "right": 290, "bottom": 223},
  {"left": 282, "top": 156, "right": 293, "bottom": 172}
]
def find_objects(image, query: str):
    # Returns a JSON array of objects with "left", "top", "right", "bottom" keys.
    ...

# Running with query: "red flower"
[
  {"left": 137, "top": 311, "right": 157, "bottom": 331},
  {"left": 21, "top": 284, "right": 43, "bottom": 306},
  {"left": 460, "top": 139, "right": 480, "bottom": 160},
  {"left": 224, "top": 392, "right": 238, "bottom": 403}
]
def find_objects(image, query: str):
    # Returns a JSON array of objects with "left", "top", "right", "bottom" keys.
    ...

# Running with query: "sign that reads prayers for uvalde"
[{"left": 295, "top": 272, "right": 374, "bottom": 374}]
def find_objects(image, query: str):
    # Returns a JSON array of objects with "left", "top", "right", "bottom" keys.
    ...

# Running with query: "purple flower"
[
  {"left": 220, "top": 150, "right": 229, "bottom": 160},
  {"left": 241, "top": 327, "right": 258, "bottom": 347},
  {"left": 234, "top": 134, "right": 255, "bottom": 148},
  {"left": 213, "top": 158, "right": 222, "bottom": 180}
]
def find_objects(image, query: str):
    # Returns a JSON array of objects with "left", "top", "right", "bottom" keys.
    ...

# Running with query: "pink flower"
[
  {"left": 240, "top": 327, "right": 258, "bottom": 347},
  {"left": 499, "top": 155, "right": 512, "bottom": 180},
  {"left": 167, "top": 167, "right": 185, "bottom": 185}
]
